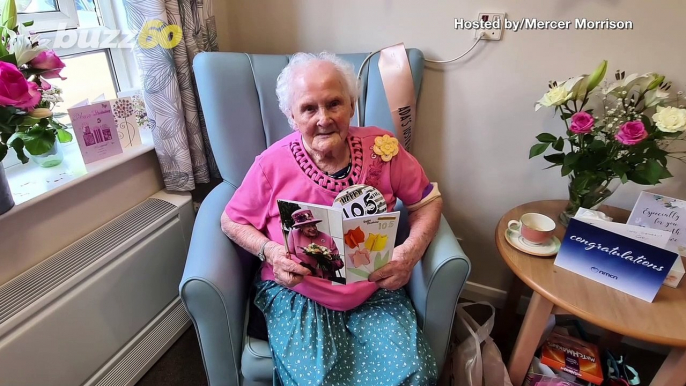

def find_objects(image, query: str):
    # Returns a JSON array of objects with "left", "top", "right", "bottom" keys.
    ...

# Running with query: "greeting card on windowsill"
[
  {"left": 70, "top": 94, "right": 143, "bottom": 152},
  {"left": 554, "top": 218, "right": 679, "bottom": 302},
  {"left": 67, "top": 101, "right": 123, "bottom": 164}
]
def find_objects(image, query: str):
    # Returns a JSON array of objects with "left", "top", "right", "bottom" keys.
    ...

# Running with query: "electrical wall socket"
[{"left": 476, "top": 12, "right": 505, "bottom": 41}]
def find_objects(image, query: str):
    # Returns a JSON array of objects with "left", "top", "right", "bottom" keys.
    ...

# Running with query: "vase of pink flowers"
[
  {"left": 530, "top": 60, "right": 686, "bottom": 226},
  {"left": 1, "top": 0, "right": 71, "bottom": 213}
]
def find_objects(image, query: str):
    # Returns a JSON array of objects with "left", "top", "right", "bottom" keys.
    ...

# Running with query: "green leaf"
[
  {"left": 552, "top": 137, "right": 564, "bottom": 151},
  {"left": 561, "top": 164, "right": 573, "bottom": 176},
  {"left": 15, "top": 116, "right": 39, "bottom": 127},
  {"left": 536, "top": 133, "right": 557, "bottom": 143},
  {"left": 564, "top": 152, "right": 581, "bottom": 167},
  {"left": 9, "top": 137, "right": 29, "bottom": 163},
  {"left": 22, "top": 20, "right": 33, "bottom": 27},
  {"left": 660, "top": 167, "right": 673, "bottom": 179},
  {"left": 529, "top": 143, "right": 549, "bottom": 158},
  {"left": 640, "top": 115, "right": 653, "bottom": 132},
  {"left": 56, "top": 128, "right": 72, "bottom": 143},
  {"left": 21, "top": 127, "right": 55, "bottom": 155},
  {"left": 560, "top": 111, "right": 573, "bottom": 120},
  {"left": 0, "top": 53, "right": 17, "bottom": 66},
  {"left": 645, "top": 159, "right": 665, "bottom": 184},
  {"left": 0, "top": 121, "right": 12, "bottom": 134},
  {"left": 543, "top": 153, "right": 565, "bottom": 165},
  {"left": 589, "top": 140, "right": 606, "bottom": 150},
  {"left": 347, "top": 268, "right": 369, "bottom": 279},
  {"left": 627, "top": 169, "right": 650, "bottom": 185},
  {"left": 611, "top": 162, "right": 630, "bottom": 177},
  {"left": 0, "top": 143, "right": 7, "bottom": 162},
  {"left": 0, "top": 38, "right": 7, "bottom": 57},
  {"left": 620, "top": 174, "right": 628, "bottom": 184}
]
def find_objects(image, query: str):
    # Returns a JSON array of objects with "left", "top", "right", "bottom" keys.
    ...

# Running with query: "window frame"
[
  {"left": 3, "top": 0, "right": 139, "bottom": 169},
  {"left": 18, "top": 0, "right": 80, "bottom": 32}
]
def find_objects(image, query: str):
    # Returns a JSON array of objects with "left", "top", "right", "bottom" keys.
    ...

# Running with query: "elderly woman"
[{"left": 221, "top": 52, "right": 443, "bottom": 386}]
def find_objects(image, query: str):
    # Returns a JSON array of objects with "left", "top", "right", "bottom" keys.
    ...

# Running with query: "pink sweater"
[{"left": 225, "top": 126, "right": 430, "bottom": 311}]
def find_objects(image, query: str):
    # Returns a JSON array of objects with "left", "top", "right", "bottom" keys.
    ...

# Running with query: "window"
[
  {"left": 50, "top": 50, "right": 119, "bottom": 122},
  {"left": 3, "top": 0, "right": 139, "bottom": 169}
]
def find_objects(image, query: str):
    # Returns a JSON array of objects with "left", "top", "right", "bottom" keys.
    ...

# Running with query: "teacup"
[{"left": 508, "top": 213, "right": 556, "bottom": 244}]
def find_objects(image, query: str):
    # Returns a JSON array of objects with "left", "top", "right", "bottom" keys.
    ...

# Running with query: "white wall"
[{"left": 213, "top": 0, "right": 686, "bottom": 290}]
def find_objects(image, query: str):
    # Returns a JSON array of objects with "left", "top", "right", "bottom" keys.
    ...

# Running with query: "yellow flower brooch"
[{"left": 373, "top": 134, "right": 399, "bottom": 162}]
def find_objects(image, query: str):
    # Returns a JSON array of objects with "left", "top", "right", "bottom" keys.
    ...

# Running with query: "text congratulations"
[{"left": 569, "top": 235, "right": 665, "bottom": 272}]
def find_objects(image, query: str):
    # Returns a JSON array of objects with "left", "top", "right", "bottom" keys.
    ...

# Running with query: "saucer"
[{"left": 504, "top": 228, "right": 561, "bottom": 257}]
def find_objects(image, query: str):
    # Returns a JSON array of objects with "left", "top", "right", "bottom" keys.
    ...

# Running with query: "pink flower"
[
  {"left": 615, "top": 121, "right": 648, "bottom": 146},
  {"left": 348, "top": 249, "right": 371, "bottom": 268},
  {"left": 0, "top": 62, "right": 42, "bottom": 109},
  {"left": 29, "top": 50, "right": 66, "bottom": 80},
  {"left": 40, "top": 78, "right": 52, "bottom": 90},
  {"left": 570, "top": 111, "right": 595, "bottom": 134}
]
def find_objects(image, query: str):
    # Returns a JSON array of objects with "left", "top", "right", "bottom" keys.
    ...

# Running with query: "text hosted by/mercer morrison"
[{"left": 454, "top": 18, "right": 634, "bottom": 32}]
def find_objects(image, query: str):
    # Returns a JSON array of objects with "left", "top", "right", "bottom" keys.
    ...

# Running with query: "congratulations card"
[{"left": 554, "top": 218, "right": 679, "bottom": 302}]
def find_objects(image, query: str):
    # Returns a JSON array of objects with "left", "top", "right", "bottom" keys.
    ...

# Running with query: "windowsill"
[{"left": 1, "top": 129, "right": 155, "bottom": 220}]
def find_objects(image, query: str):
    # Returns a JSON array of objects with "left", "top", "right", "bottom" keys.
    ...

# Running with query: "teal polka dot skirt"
[{"left": 255, "top": 280, "right": 438, "bottom": 386}]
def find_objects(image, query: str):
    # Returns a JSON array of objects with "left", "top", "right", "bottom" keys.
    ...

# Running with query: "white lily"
[
  {"left": 603, "top": 72, "right": 661, "bottom": 96},
  {"left": 7, "top": 25, "right": 48, "bottom": 66},
  {"left": 644, "top": 88, "right": 670, "bottom": 108},
  {"left": 535, "top": 76, "right": 583, "bottom": 111}
]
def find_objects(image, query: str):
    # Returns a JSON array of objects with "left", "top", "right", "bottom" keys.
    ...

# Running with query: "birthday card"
[
  {"left": 67, "top": 101, "right": 123, "bottom": 164},
  {"left": 276, "top": 185, "right": 399, "bottom": 285}
]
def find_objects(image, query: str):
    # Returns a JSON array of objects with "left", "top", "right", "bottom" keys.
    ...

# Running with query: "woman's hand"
[
  {"left": 368, "top": 243, "right": 420, "bottom": 290},
  {"left": 369, "top": 198, "right": 443, "bottom": 291},
  {"left": 266, "top": 242, "right": 311, "bottom": 288}
]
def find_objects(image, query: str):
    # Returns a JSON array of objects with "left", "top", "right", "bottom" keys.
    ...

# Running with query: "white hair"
[{"left": 276, "top": 52, "right": 360, "bottom": 128}]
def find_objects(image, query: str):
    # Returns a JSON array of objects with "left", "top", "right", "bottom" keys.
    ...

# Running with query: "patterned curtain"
[{"left": 124, "top": 0, "right": 219, "bottom": 191}]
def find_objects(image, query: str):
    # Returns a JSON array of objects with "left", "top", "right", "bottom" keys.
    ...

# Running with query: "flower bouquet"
[
  {"left": 300, "top": 243, "right": 344, "bottom": 283},
  {"left": 300, "top": 243, "right": 341, "bottom": 269},
  {"left": 1, "top": 0, "right": 72, "bottom": 166},
  {"left": 530, "top": 60, "right": 686, "bottom": 225}
]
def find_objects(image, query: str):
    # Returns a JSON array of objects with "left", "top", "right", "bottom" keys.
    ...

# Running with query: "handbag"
[{"left": 445, "top": 302, "right": 513, "bottom": 386}]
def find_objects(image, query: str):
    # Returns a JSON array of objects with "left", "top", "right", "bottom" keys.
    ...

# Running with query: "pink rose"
[
  {"left": 29, "top": 50, "right": 66, "bottom": 80},
  {"left": 615, "top": 121, "right": 648, "bottom": 146},
  {"left": 0, "top": 62, "right": 42, "bottom": 109},
  {"left": 570, "top": 111, "right": 595, "bottom": 134}
]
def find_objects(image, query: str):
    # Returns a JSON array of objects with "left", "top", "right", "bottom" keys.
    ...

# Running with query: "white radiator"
[{"left": 0, "top": 190, "right": 195, "bottom": 386}]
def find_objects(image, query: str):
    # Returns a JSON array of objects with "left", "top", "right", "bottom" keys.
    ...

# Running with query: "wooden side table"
[{"left": 496, "top": 200, "right": 686, "bottom": 386}]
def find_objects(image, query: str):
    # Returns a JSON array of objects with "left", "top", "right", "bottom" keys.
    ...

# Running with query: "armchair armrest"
[
  {"left": 179, "top": 182, "right": 257, "bottom": 386},
  {"left": 406, "top": 214, "right": 471, "bottom": 372}
]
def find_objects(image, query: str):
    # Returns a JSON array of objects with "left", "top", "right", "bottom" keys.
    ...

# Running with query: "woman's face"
[
  {"left": 290, "top": 61, "right": 355, "bottom": 155},
  {"left": 300, "top": 224, "right": 319, "bottom": 238}
]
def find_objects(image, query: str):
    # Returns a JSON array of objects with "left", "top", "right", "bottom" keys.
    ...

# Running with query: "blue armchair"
[{"left": 181, "top": 50, "right": 471, "bottom": 386}]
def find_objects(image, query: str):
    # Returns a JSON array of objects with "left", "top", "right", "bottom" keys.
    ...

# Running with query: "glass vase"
[
  {"left": 559, "top": 175, "right": 621, "bottom": 226},
  {"left": 29, "top": 141, "right": 64, "bottom": 168}
]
